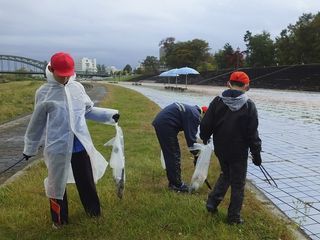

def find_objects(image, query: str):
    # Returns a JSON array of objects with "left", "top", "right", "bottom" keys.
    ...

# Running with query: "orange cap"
[{"left": 229, "top": 71, "right": 250, "bottom": 84}]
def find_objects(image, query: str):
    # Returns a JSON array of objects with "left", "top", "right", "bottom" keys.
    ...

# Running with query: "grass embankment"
[
  {"left": 0, "top": 84, "right": 295, "bottom": 239},
  {"left": 107, "top": 74, "right": 142, "bottom": 82},
  {"left": 0, "top": 81, "right": 43, "bottom": 124}
]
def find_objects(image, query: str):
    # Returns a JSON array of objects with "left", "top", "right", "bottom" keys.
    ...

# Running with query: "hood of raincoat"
[{"left": 221, "top": 89, "right": 248, "bottom": 111}]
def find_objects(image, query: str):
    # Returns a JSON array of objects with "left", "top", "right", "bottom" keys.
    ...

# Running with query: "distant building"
[
  {"left": 75, "top": 57, "right": 97, "bottom": 73},
  {"left": 159, "top": 46, "right": 168, "bottom": 71},
  {"left": 159, "top": 46, "right": 166, "bottom": 60}
]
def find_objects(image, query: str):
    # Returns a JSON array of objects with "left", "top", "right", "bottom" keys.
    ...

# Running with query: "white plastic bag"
[
  {"left": 188, "top": 142, "right": 203, "bottom": 151},
  {"left": 160, "top": 150, "right": 166, "bottom": 169},
  {"left": 104, "top": 123, "right": 125, "bottom": 199},
  {"left": 190, "top": 142, "right": 213, "bottom": 191}
]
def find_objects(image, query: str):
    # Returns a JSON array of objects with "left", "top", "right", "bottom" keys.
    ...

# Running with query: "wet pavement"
[
  {"left": 121, "top": 82, "right": 320, "bottom": 239},
  {"left": 0, "top": 82, "right": 107, "bottom": 184}
]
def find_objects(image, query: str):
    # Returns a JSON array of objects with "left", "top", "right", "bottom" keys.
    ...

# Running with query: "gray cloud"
[{"left": 0, "top": 0, "right": 319, "bottom": 69}]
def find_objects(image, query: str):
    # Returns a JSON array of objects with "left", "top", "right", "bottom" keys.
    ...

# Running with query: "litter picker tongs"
[{"left": 259, "top": 164, "right": 278, "bottom": 188}]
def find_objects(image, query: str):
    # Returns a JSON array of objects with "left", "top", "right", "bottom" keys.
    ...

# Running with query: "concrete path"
[{"left": 0, "top": 82, "right": 107, "bottom": 184}]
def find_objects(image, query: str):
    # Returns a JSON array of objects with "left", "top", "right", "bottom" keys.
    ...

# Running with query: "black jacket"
[{"left": 200, "top": 90, "right": 261, "bottom": 159}]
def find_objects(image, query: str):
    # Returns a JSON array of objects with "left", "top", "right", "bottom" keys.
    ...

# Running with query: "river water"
[{"left": 120, "top": 82, "right": 320, "bottom": 239}]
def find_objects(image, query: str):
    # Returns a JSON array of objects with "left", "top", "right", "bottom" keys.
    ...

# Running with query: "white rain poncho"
[{"left": 24, "top": 65, "right": 118, "bottom": 200}]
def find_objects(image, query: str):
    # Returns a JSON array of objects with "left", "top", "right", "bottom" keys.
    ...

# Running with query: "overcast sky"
[{"left": 1, "top": 0, "right": 319, "bottom": 69}]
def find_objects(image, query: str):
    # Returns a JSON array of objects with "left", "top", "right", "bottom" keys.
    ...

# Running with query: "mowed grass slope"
[
  {"left": 0, "top": 81, "right": 43, "bottom": 124},
  {"left": 0, "top": 83, "right": 295, "bottom": 239}
]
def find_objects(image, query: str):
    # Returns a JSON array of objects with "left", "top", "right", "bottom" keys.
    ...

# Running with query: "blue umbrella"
[
  {"left": 159, "top": 68, "right": 179, "bottom": 77},
  {"left": 176, "top": 67, "right": 200, "bottom": 88},
  {"left": 159, "top": 69, "right": 179, "bottom": 86},
  {"left": 176, "top": 67, "right": 200, "bottom": 75}
]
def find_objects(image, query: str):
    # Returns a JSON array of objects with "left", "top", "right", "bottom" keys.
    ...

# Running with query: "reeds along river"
[{"left": 120, "top": 82, "right": 320, "bottom": 238}]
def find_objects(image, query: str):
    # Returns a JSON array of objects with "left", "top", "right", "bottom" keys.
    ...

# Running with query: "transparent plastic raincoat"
[{"left": 24, "top": 65, "right": 118, "bottom": 200}]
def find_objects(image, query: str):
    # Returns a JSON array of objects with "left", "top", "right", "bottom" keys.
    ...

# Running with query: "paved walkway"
[
  {"left": 121, "top": 82, "right": 320, "bottom": 240},
  {"left": 0, "top": 83, "right": 107, "bottom": 184}
]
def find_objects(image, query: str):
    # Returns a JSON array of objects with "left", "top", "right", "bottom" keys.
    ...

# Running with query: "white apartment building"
[{"left": 75, "top": 57, "right": 97, "bottom": 73}]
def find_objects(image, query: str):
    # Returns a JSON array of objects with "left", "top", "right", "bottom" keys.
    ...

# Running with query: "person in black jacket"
[
  {"left": 152, "top": 103, "right": 207, "bottom": 192},
  {"left": 200, "top": 71, "right": 262, "bottom": 224}
]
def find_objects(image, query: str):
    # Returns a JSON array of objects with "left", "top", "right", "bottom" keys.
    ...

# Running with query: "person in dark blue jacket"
[
  {"left": 152, "top": 103, "right": 207, "bottom": 192},
  {"left": 200, "top": 71, "right": 262, "bottom": 224}
]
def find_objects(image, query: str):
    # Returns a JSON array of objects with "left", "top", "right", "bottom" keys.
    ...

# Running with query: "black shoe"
[
  {"left": 227, "top": 217, "right": 244, "bottom": 225},
  {"left": 168, "top": 183, "right": 189, "bottom": 193},
  {"left": 206, "top": 203, "right": 218, "bottom": 214}
]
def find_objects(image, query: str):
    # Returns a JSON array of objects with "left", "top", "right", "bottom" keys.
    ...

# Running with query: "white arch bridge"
[{"left": 0, "top": 55, "right": 109, "bottom": 77}]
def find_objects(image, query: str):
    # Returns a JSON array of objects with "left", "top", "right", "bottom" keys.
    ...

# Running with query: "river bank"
[{"left": 119, "top": 82, "right": 320, "bottom": 239}]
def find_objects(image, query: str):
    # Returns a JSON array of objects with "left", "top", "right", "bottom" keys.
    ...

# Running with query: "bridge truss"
[
  {"left": 0, "top": 55, "right": 46, "bottom": 74},
  {"left": 0, "top": 54, "right": 110, "bottom": 77}
]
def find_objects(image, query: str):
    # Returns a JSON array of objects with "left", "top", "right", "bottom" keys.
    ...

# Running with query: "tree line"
[{"left": 138, "top": 12, "right": 320, "bottom": 75}]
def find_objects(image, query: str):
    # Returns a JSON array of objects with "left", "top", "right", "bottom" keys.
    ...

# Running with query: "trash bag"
[
  {"left": 104, "top": 123, "right": 125, "bottom": 199},
  {"left": 160, "top": 150, "right": 166, "bottom": 169},
  {"left": 189, "top": 142, "right": 203, "bottom": 151},
  {"left": 190, "top": 142, "right": 213, "bottom": 191}
]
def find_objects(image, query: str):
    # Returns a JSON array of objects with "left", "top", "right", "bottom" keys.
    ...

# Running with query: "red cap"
[
  {"left": 229, "top": 71, "right": 250, "bottom": 84},
  {"left": 201, "top": 106, "right": 208, "bottom": 113},
  {"left": 50, "top": 52, "right": 75, "bottom": 77}
]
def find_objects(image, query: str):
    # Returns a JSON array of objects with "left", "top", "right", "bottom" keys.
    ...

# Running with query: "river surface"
[{"left": 120, "top": 82, "right": 320, "bottom": 239}]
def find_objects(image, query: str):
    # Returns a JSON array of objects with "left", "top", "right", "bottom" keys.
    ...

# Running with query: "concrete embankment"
[{"left": 148, "top": 64, "right": 320, "bottom": 92}]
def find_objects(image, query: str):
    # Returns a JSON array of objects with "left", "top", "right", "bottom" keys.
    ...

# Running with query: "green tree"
[
  {"left": 197, "top": 55, "right": 216, "bottom": 72},
  {"left": 134, "top": 67, "right": 143, "bottom": 74},
  {"left": 244, "top": 30, "right": 275, "bottom": 67},
  {"left": 275, "top": 12, "right": 320, "bottom": 64},
  {"left": 142, "top": 56, "right": 159, "bottom": 74},
  {"left": 123, "top": 64, "right": 132, "bottom": 73},
  {"left": 159, "top": 37, "right": 176, "bottom": 66},
  {"left": 164, "top": 38, "right": 211, "bottom": 69},
  {"left": 214, "top": 43, "right": 234, "bottom": 69}
]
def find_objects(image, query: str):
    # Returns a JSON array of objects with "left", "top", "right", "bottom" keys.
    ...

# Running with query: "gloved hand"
[
  {"left": 251, "top": 152, "right": 262, "bottom": 166},
  {"left": 23, "top": 153, "right": 32, "bottom": 161},
  {"left": 112, "top": 113, "right": 120, "bottom": 123}
]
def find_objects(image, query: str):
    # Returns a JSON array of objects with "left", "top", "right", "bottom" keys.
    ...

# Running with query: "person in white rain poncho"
[{"left": 23, "top": 52, "right": 119, "bottom": 228}]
